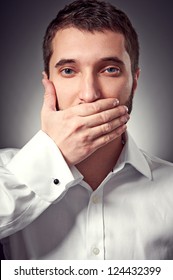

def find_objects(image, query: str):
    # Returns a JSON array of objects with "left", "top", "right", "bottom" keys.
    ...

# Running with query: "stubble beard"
[{"left": 124, "top": 87, "right": 134, "bottom": 115}]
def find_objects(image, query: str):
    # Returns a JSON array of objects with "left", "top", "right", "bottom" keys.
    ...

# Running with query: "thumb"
[{"left": 42, "top": 75, "right": 57, "bottom": 111}]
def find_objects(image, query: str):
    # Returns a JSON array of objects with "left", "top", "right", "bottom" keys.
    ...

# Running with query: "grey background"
[{"left": 0, "top": 0, "right": 173, "bottom": 162}]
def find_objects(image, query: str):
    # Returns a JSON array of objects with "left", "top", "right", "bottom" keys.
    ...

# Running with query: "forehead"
[{"left": 51, "top": 27, "right": 130, "bottom": 66}]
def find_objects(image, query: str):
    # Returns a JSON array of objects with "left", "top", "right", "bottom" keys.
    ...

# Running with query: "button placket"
[{"left": 86, "top": 189, "right": 105, "bottom": 259}]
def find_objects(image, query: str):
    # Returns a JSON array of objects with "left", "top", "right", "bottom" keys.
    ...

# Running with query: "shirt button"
[
  {"left": 53, "top": 179, "right": 59, "bottom": 185},
  {"left": 93, "top": 247, "right": 100, "bottom": 255},
  {"left": 92, "top": 195, "right": 100, "bottom": 204}
]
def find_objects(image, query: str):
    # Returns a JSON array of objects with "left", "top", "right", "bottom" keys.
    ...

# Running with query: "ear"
[{"left": 132, "top": 67, "right": 141, "bottom": 93}]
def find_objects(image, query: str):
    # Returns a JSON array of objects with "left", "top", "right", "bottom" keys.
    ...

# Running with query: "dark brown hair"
[{"left": 43, "top": 0, "right": 139, "bottom": 77}]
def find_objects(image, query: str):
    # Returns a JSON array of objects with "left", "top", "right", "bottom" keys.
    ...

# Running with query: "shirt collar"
[{"left": 113, "top": 131, "right": 152, "bottom": 180}]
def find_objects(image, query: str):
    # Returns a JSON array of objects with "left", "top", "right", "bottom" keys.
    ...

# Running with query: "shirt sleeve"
[{"left": 0, "top": 130, "right": 83, "bottom": 238}]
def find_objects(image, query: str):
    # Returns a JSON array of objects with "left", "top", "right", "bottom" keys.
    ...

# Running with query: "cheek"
[
  {"left": 101, "top": 78, "right": 132, "bottom": 100},
  {"left": 52, "top": 78, "right": 78, "bottom": 110}
]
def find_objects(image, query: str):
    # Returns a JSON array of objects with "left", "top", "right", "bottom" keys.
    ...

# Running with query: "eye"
[
  {"left": 104, "top": 67, "right": 120, "bottom": 75},
  {"left": 61, "top": 68, "right": 75, "bottom": 76}
]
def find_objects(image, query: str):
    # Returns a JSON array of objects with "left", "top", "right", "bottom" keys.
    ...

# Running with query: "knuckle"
[
  {"left": 80, "top": 128, "right": 92, "bottom": 144},
  {"left": 71, "top": 120, "right": 81, "bottom": 132},
  {"left": 104, "top": 129, "right": 121, "bottom": 144},
  {"left": 104, "top": 122, "right": 112, "bottom": 133},
  {"left": 103, "top": 134, "right": 112, "bottom": 143},
  {"left": 80, "top": 132, "right": 88, "bottom": 143},
  {"left": 92, "top": 102, "right": 101, "bottom": 113},
  {"left": 82, "top": 143, "right": 92, "bottom": 156},
  {"left": 114, "top": 129, "right": 121, "bottom": 137},
  {"left": 101, "top": 110, "right": 109, "bottom": 123},
  {"left": 84, "top": 145, "right": 91, "bottom": 155}
]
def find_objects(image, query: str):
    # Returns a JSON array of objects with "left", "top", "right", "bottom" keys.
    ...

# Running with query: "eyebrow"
[
  {"left": 100, "top": 56, "right": 125, "bottom": 66},
  {"left": 54, "top": 56, "right": 125, "bottom": 68},
  {"left": 55, "top": 59, "right": 76, "bottom": 68}
]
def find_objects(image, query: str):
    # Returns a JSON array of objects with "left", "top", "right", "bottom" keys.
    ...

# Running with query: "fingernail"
[
  {"left": 113, "top": 99, "right": 119, "bottom": 106},
  {"left": 122, "top": 124, "right": 127, "bottom": 130},
  {"left": 125, "top": 115, "right": 130, "bottom": 123},
  {"left": 127, "top": 114, "right": 130, "bottom": 121},
  {"left": 42, "top": 71, "right": 47, "bottom": 79},
  {"left": 121, "top": 114, "right": 130, "bottom": 123},
  {"left": 124, "top": 106, "right": 129, "bottom": 112}
]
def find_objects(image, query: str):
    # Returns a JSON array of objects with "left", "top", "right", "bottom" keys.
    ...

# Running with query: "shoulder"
[{"left": 0, "top": 148, "right": 19, "bottom": 166}]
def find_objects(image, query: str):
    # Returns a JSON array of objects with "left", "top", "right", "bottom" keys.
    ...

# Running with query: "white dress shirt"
[{"left": 0, "top": 131, "right": 173, "bottom": 260}]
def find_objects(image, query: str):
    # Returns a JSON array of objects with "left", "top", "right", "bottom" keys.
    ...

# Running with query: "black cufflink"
[{"left": 53, "top": 179, "right": 59, "bottom": 185}]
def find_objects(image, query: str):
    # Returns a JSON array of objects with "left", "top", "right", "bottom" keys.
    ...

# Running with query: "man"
[{"left": 0, "top": 0, "right": 173, "bottom": 260}]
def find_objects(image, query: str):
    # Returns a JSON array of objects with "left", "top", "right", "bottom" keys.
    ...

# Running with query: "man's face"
[{"left": 49, "top": 27, "right": 139, "bottom": 111}]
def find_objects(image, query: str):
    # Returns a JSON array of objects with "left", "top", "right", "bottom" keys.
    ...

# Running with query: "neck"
[{"left": 76, "top": 136, "right": 124, "bottom": 190}]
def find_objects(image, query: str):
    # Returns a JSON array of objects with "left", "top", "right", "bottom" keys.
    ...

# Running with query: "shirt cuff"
[{"left": 7, "top": 130, "right": 83, "bottom": 203}]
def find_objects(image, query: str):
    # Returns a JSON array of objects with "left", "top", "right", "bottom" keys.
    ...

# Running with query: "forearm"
[{"left": 0, "top": 131, "right": 83, "bottom": 238}]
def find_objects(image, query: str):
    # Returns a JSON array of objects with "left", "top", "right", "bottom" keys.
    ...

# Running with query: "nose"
[{"left": 79, "top": 73, "right": 101, "bottom": 103}]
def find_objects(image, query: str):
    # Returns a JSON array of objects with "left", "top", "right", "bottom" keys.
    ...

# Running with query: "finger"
[
  {"left": 42, "top": 71, "right": 48, "bottom": 79},
  {"left": 84, "top": 105, "right": 129, "bottom": 128},
  {"left": 89, "top": 113, "right": 130, "bottom": 139},
  {"left": 70, "top": 98, "right": 120, "bottom": 117},
  {"left": 92, "top": 123, "right": 127, "bottom": 149},
  {"left": 42, "top": 77, "right": 57, "bottom": 112}
]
